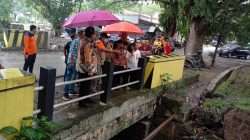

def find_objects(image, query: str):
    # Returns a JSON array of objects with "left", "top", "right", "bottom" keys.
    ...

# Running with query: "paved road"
[
  {"left": 0, "top": 49, "right": 249, "bottom": 78},
  {"left": 0, "top": 51, "right": 66, "bottom": 78}
]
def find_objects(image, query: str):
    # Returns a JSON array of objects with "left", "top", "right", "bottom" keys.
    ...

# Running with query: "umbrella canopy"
[
  {"left": 102, "top": 21, "right": 144, "bottom": 35},
  {"left": 63, "top": 10, "right": 119, "bottom": 28}
]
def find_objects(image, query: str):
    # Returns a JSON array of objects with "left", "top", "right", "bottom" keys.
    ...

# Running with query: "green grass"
[
  {"left": 203, "top": 98, "right": 232, "bottom": 110},
  {"left": 203, "top": 67, "right": 250, "bottom": 111},
  {"left": 203, "top": 98, "right": 250, "bottom": 111},
  {"left": 215, "top": 80, "right": 250, "bottom": 97}
]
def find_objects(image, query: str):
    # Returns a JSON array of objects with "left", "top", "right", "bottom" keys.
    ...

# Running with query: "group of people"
[
  {"left": 63, "top": 27, "right": 143, "bottom": 107},
  {"left": 20, "top": 25, "right": 174, "bottom": 107}
]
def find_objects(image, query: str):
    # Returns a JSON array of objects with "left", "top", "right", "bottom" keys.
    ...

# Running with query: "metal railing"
[
  {"left": 34, "top": 86, "right": 44, "bottom": 91},
  {"left": 33, "top": 58, "right": 146, "bottom": 120},
  {"left": 55, "top": 74, "right": 107, "bottom": 87}
]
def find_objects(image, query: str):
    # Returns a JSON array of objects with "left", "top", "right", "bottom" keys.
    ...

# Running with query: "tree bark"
[
  {"left": 185, "top": 18, "right": 206, "bottom": 57},
  {"left": 166, "top": 17, "right": 177, "bottom": 38}
]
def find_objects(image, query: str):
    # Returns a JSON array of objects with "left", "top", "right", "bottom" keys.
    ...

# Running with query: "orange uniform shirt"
[
  {"left": 96, "top": 40, "right": 106, "bottom": 64},
  {"left": 96, "top": 40, "right": 105, "bottom": 49},
  {"left": 23, "top": 32, "right": 37, "bottom": 55}
]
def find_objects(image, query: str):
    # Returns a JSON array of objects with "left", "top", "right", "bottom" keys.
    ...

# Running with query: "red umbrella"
[
  {"left": 63, "top": 10, "right": 119, "bottom": 28},
  {"left": 102, "top": 21, "right": 144, "bottom": 35}
]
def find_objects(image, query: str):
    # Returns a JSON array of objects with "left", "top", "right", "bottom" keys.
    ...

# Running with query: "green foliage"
[
  {"left": 158, "top": 0, "right": 179, "bottom": 36},
  {"left": 203, "top": 66, "right": 250, "bottom": 111},
  {"left": 233, "top": 15, "right": 250, "bottom": 45},
  {"left": 203, "top": 98, "right": 250, "bottom": 111},
  {"left": 158, "top": 0, "right": 250, "bottom": 44},
  {"left": 160, "top": 73, "right": 188, "bottom": 96},
  {"left": 0, "top": 0, "right": 12, "bottom": 27},
  {"left": 0, "top": 116, "right": 59, "bottom": 140},
  {"left": 203, "top": 98, "right": 232, "bottom": 110},
  {"left": 160, "top": 73, "right": 173, "bottom": 90},
  {"left": 0, "top": 127, "right": 19, "bottom": 139},
  {"left": 25, "top": 0, "right": 76, "bottom": 31},
  {"left": 215, "top": 69, "right": 250, "bottom": 97},
  {"left": 0, "top": 0, "right": 12, "bottom": 21},
  {"left": 80, "top": 0, "right": 136, "bottom": 13},
  {"left": 23, "top": 0, "right": 138, "bottom": 33},
  {"left": 13, "top": 0, "right": 46, "bottom": 24}
]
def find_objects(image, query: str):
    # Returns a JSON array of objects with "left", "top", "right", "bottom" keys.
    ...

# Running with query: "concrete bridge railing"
[{"left": 34, "top": 58, "right": 146, "bottom": 120}]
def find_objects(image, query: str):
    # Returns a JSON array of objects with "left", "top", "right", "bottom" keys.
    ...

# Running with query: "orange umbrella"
[{"left": 102, "top": 21, "right": 144, "bottom": 35}]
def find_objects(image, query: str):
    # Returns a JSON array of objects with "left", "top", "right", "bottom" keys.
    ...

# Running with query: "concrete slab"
[{"left": 52, "top": 89, "right": 158, "bottom": 140}]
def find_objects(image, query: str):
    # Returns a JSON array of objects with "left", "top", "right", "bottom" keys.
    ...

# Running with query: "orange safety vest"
[{"left": 23, "top": 32, "right": 37, "bottom": 55}]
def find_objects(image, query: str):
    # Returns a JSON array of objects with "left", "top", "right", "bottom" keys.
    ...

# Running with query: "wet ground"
[{"left": 0, "top": 51, "right": 66, "bottom": 78}]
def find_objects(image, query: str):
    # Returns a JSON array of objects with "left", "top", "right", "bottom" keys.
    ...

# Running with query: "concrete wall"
[
  {"left": 0, "top": 29, "right": 49, "bottom": 49},
  {"left": 0, "top": 68, "right": 35, "bottom": 129},
  {"left": 53, "top": 91, "right": 158, "bottom": 140}
]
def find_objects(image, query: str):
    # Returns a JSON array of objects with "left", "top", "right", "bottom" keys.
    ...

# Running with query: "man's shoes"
[
  {"left": 62, "top": 95, "right": 72, "bottom": 101},
  {"left": 69, "top": 92, "right": 80, "bottom": 97}
]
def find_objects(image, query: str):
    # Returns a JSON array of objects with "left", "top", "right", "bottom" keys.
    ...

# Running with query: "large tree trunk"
[
  {"left": 185, "top": 18, "right": 208, "bottom": 68},
  {"left": 166, "top": 17, "right": 177, "bottom": 38},
  {"left": 185, "top": 19, "right": 206, "bottom": 56}
]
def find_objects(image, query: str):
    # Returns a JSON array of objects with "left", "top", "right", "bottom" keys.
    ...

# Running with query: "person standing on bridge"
[
  {"left": 96, "top": 33, "right": 120, "bottom": 91},
  {"left": 76, "top": 26, "right": 98, "bottom": 107},
  {"left": 23, "top": 25, "right": 37, "bottom": 73},
  {"left": 112, "top": 40, "right": 128, "bottom": 87},
  {"left": 63, "top": 30, "right": 83, "bottom": 101},
  {"left": 64, "top": 28, "right": 76, "bottom": 81}
]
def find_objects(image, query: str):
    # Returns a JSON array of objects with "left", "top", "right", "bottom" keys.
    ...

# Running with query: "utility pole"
[{"left": 211, "top": 34, "right": 222, "bottom": 67}]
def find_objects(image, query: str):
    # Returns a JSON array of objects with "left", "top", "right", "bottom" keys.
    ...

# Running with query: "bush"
[{"left": 0, "top": 116, "right": 59, "bottom": 140}]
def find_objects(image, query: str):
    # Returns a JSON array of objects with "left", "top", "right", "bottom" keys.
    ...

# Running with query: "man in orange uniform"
[
  {"left": 23, "top": 25, "right": 37, "bottom": 73},
  {"left": 96, "top": 33, "right": 120, "bottom": 67}
]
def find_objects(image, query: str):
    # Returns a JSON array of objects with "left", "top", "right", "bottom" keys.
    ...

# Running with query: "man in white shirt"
[
  {"left": 127, "top": 48, "right": 141, "bottom": 69},
  {"left": 126, "top": 43, "right": 141, "bottom": 88}
]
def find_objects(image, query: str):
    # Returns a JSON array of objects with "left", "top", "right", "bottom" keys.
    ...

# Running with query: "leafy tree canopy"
[
  {"left": 23, "top": 0, "right": 137, "bottom": 34},
  {"left": 0, "top": 0, "right": 12, "bottom": 27},
  {"left": 25, "top": 0, "right": 76, "bottom": 32},
  {"left": 158, "top": 0, "right": 250, "bottom": 44},
  {"left": 80, "top": 0, "right": 136, "bottom": 12}
]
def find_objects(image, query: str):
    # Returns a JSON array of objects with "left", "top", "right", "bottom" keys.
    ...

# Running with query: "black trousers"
[
  {"left": 78, "top": 72, "right": 92, "bottom": 106},
  {"left": 101, "top": 65, "right": 105, "bottom": 90},
  {"left": 128, "top": 70, "right": 138, "bottom": 89},
  {"left": 23, "top": 54, "right": 36, "bottom": 73},
  {"left": 113, "top": 65, "right": 129, "bottom": 87}
]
